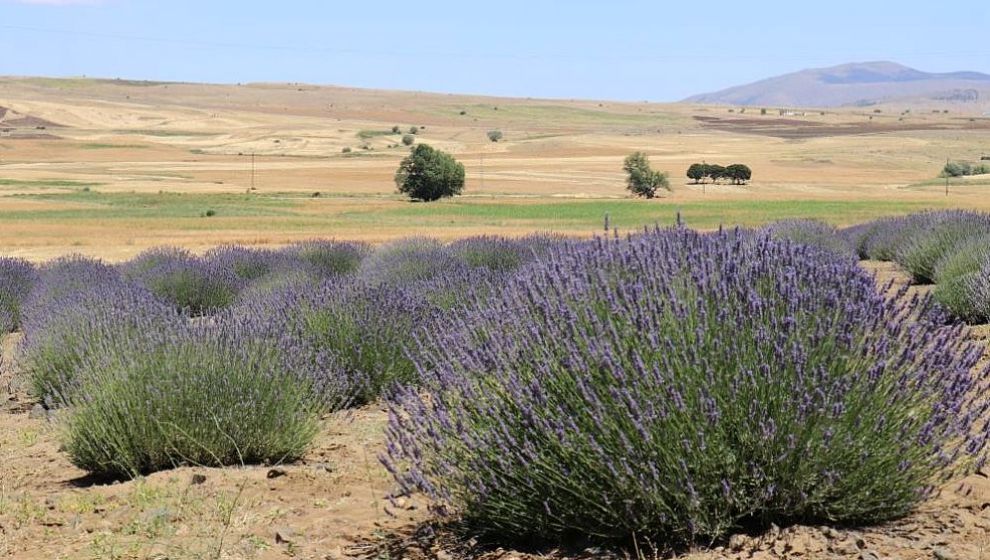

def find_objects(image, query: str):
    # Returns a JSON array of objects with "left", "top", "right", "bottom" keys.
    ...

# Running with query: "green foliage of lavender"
[
  {"left": 839, "top": 210, "right": 990, "bottom": 323},
  {"left": 763, "top": 219, "right": 855, "bottom": 258},
  {"left": 235, "top": 279, "right": 432, "bottom": 406},
  {"left": 122, "top": 247, "right": 239, "bottom": 315},
  {"left": 18, "top": 257, "right": 182, "bottom": 403},
  {"left": 0, "top": 257, "right": 37, "bottom": 333},
  {"left": 931, "top": 236, "right": 990, "bottom": 323},
  {"left": 384, "top": 228, "right": 990, "bottom": 545},
  {"left": 895, "top": 213, "right": 990, "bottom": 284},
  {"left": 57, "top": 317, "right": 331, "bottom": 478},
  {"left": 283, "top": 240, "right": 369, "bottom": 278}
]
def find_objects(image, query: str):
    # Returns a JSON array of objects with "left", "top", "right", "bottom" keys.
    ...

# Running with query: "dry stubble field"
[{"left": 1, "top": 77, "right": 989, "bottom": 260}]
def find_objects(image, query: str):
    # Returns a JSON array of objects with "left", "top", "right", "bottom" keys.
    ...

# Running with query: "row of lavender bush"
[
  {"left": 2, "top": 237, "right": 555, "bottom": 477},
  {"left": 1, "top": 223, "right": 988, "bottom": 547},
  {"left": 843, "top": 210, "right": 990, "bottom": 322},
  {"left": 762, "top": 212, "right": 990, "bottom": 324}
]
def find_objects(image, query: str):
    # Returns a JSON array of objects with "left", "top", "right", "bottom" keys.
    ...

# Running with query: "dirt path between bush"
[{"left": 0, "top": 261, "right": 988, "bottom": 559}]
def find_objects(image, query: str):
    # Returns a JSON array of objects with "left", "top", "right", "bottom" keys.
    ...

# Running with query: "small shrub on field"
[
  {"left": 18, "top": 279, "right": 181, "bottom": 404},
  {"left": 57, "top": 317, "right": 335, "bottom": 478},
  {"left": 122, "top": 247, "right": 238, "bottom": 315},
  {"left": 932, "top": 273, "right": 985, "bottom": 323},
  {"left": 282, "top": 240, "right": 369, "bottom": 278},
  {"left": 0, "top": 258, "right": 38, "bottom": 333},
  {"left": 854, "top": 215, "right": 932, "bottom": 262},
  {"left": 895, "top": 211, "right": 990, "bottom": 284},
  {"left": 384, "top": 228, "right": 990, "bottom": 546},
  {"left": 764, "top": 219, "right": 854, "bottom": 258}
]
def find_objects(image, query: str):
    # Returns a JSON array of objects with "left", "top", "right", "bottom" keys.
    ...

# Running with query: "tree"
[
  {"left": 942, "top": 161, "right": 971, "bottom": 177},
  {"left": 725, "top": 164, "right": 752, "bottom": 185},
  {"left": 623, "top": 152, "right": 670, "bottom": 199},
  {"left": 395, "top": 144, "right": 465, "bottom": 202},
  {"left": 487, "top": 130, "right": 503, "bottom": 143},
  {"left": 705, "top": 164, "right": 726, "bottom": 184},
  {"left": 409, "top": 126, "right": 419, "bottom": 135},
  {"left": 392, "top": 125, "right": 401, "bottom": 133},
  {"left": 402, "top": 134, "right": 415, "bottom": 146},
  {"left": 686, "top": 163, "right": 705, "bottom": 184}
]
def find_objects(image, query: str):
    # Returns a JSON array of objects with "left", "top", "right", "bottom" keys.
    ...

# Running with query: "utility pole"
[
  {"left": 945, "top": 157, "right": 949, "bottom": 197},
  {"left": 480, "top": 151, "right": 484, "bottom": 190},
  {"left": 251, "top": 152, "right": 256, "bottom": 191},
  {"left": 702, "top": 159, "right": 707, "bottom": 195}
]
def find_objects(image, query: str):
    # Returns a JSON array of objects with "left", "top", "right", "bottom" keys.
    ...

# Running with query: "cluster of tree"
[
  {"left": 624, "top": 152, "right": 670, "bottom": 199},
  {"left": 686, "top": 163, "right": 752, "bottom": 185},
  {"left": 942, "top": 160, "right": 990, "bottom": 178}
]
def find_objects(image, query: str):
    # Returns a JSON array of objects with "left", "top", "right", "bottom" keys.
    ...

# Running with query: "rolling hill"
[{"left": 685, "top": 61, "right": 990, "bottom": 109}]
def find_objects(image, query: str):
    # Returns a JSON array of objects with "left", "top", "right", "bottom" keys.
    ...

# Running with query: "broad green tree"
[{"left": 395, "top": 144, "right": 465, "bottom": 202}]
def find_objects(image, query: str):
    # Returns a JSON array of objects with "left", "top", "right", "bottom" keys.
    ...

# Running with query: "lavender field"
[{"left": 1, "top": 215, "right": 989, "bottom": 556}]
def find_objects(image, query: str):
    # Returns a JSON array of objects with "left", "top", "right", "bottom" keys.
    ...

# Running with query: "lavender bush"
[
  {"left": 122, "top": 247, "right": 238, "bottom": 315},
  {"left": 18, "top": 275, "right": 181, "bottom": 403},
  {"left": 384, "top": 228, "right": 990, "bottom": 545},
  {"left": 763, "top": 219, "right": 854, "bottom": 258},
  {"left": 57, "top": 314, "right": 335, "bottom": 478},
  {"left": 0, "top": 258, "right": 37, "bottom": 333},
  {"left": 283, "top": 240, "right": 369, "bottom": 278},
  {"left": 895, "top": 211, "right": 990, "bottom": 284},
  {"left": 448, "top": 234, "right": 561, "bottom": 273},
  {"left": 971, "top": 261, "right": 990, "bottom": 321},
  {"left": 204, "top": 244, "right": 286, "bottom": 283},
  {"left": 236, "top": 279, "right": 433, "bottom": 404}
]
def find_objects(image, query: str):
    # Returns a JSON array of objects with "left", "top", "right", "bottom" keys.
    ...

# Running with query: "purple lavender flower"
[{"left": 383, "top": 226, "right": 990, "bottom": 545}]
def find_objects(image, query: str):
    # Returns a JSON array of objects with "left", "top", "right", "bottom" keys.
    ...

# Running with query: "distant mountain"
[{"left": 684, "top": 62, "right": 990, "bottom": 108}]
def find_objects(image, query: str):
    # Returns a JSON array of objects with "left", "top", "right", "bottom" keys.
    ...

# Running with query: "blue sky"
[{"left": 1, "top": 0, "right": 988, "bottom": 101}]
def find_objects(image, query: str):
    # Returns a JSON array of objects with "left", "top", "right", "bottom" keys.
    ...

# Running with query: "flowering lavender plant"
[
  {"left": 18, "top": 271, "right": 182, "bottom": 404},
  {"left": 448, "top": 234, "right": 561, "bottom": 273},
  {"left": 122, "top": 247, "right": 239, "bottom": 315},
  {"left": 763, "top": 219, "right": 855, "bottom": 258},
  {"left": 235, "top": 279, "right": 434, "bottom": 404},
  {"left": 384, "top": 227, "right": 990, "bottom": 545},
  {"left": 57, "top": 313, "right": 333, "bottom": 478},
  {"left": 203, "top": 244, "right": 287, "bottom": 283},
  {"left": 282, "top": 240, "right": 369, "bottom": 278},
  {"left": 0, "top": 257, "right": 37, "bottom": 333},
  {"left": 894, "top": 211, "right": 990, "bottom": 284}
]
